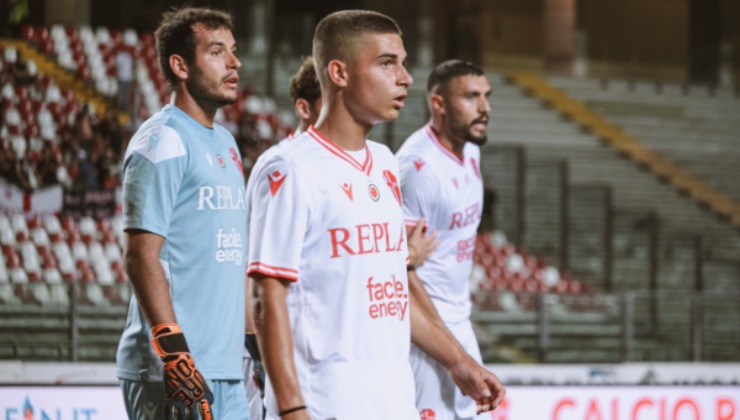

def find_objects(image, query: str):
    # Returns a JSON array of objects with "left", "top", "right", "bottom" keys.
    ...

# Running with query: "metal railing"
[
  {"left": 472, "top": 289, "right": 740, "bottom": 364},
  {"left": 1, "top": 283, "right": 739, "bottom": 363}
]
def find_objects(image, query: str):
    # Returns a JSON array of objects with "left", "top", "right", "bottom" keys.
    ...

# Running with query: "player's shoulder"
[
  {"left": 125, "top": 107, "right": 187, "bottom": 164},
  {"left": 266, "top": 131, "right": 314, "bottom": 163},
  {"left": 396, "top": 125, "right": 434, "bottom": 161}
]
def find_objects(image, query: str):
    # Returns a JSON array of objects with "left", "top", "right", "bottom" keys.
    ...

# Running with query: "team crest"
[
  {"left": 229, "top": 147, "right": 244, "bottom": 175},
  {"left": 217, "top": 155, "right": 225, "bottom": 168},
  {"left": 420, "top": 409, "right": 436, "bottom": 420},
  {"left": 368, "top": 184, "right": 380, "bottom": 201},
  {"left": 382, "top": 170, "right": 402, "bottom": 206}
]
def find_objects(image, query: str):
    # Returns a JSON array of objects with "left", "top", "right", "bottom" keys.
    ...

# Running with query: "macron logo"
[
  {"left": 414, "top": 159, "right": 425, "bottom": 171},
  {"left": 340, "top": 183, "right": 353, "bottom": 202},
  {"left": 268, "top": 171, "right": 287, "bottom": 196}
]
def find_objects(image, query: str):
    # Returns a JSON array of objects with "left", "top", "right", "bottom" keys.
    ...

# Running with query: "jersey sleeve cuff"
[{"left": 247, "top": 262, "right": 299, "bottom": 282}]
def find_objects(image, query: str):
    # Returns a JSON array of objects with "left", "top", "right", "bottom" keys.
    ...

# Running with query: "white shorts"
[
  {"left": 243, "top": 353, "right": 264, "bottom": 420},
  {"left": 409, "top": 319, "right": 488, "bottom": 420}
]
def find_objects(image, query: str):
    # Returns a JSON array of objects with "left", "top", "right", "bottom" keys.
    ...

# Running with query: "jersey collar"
[
  {"left": 307, "top": 126, "right": 374, "bottom": 176},
  {"left": 425, "top": 124, "right": 465, "bottom": 167}
]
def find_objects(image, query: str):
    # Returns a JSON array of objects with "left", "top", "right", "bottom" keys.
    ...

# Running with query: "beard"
[
  {"left": 450, "top": 115, "right": 488, "bottom": 146},
  {"left": 186, "top": 65, "right": 236, "bottom": 111}
]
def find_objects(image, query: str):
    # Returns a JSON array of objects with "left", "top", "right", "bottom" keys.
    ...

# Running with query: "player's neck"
[
  {"left": 314, "top": 99, "right": 370, "bottom": 152},
  {"left": 429, "top": 121, "right": 464, "bottom": 160},
  {"left": 172, "top": 88, "right": 216, "bottom": 129}
]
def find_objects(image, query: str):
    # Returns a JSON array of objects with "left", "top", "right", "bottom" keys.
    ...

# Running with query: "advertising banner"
[
  {"left": 0, "top": 386, "right": 127, "bottom": 420},
  {"left": 1, "top": 385, "right": 738, "bottom": 420}
]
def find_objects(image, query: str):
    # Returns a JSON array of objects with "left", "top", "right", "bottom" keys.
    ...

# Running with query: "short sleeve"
[
  {"left": 246, "top": 157, "right": 309, "bottom": 282},
  {"left": 122, "top": 125, "right": 188, "bottom": 237},
  {"left": 397, "top": 155, "right": 437, "bottom": 229}
]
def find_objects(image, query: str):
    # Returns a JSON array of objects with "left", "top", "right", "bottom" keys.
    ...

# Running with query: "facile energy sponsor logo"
[
  {"left": 456, "top": 234, "right": 477, "bottom": 262},
  {"left": 366, "top": 275, "right": 408, "bottom": 321},
  {"left": 215, "top": 228, "right": 243, "bottom": 265}
]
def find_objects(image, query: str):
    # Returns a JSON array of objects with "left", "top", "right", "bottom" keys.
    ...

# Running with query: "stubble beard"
[{"left": 187, "top": 65, "right": 236, "bottom": 112}]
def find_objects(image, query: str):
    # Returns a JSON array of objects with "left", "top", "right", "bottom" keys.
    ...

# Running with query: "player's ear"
[
  {"left": 294, "top": 99, "right": 311, "bottom": 120},
  {"left": 327, "top": 59, "right": 349, "bottom": 88},
  {"left": 430, "top": 93, "right": 445, "bottom": 115},
  {"left": 169, "top": 54, "right": 189, "bottom": 81}
]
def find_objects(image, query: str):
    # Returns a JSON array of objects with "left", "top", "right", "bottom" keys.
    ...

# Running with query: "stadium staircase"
[{"left": 508, "top": 72, "right": 740, "bottom": 229}]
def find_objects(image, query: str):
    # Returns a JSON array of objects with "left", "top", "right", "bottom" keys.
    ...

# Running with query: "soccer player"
[
  {"left": 116, "top": 7, "right": 249, "bottom": 420},
  {"left": 242, "top": 55, "right": 322, "bottom": 420},
  {"left": 246, "top": 10, "right": 504, "bottom": 420},
  {"left": 396, "top": 59, "right": 493, "bottom": 420},
  {"left": 288, "top": 56, "right": 322, "bottom": 138}
]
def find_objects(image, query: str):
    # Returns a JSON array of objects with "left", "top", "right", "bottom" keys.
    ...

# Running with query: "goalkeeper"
[{"left": 116, "top": 6, "right": 250, "bottom": 420}]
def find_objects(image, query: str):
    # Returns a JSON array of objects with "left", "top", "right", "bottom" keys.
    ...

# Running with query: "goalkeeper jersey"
[
  {"left": 116, "top": 104, "right": 247, "bottom": 381},
  {"left": 396, "top": 124, "right": 483, "bottom": 324},
  {"left": 247, "top": 126, "right": 418, "bottom": 420}
]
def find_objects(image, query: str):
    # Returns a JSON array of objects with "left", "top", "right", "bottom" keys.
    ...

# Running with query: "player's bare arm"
[
  {"left": 409, "top": 290, "right": 506, "bottom": 413},
  {"left": 408, "top": 269, "right": 450, "bottom": 334},
  {"left": 245, "top": 275, "right": 257, "bottom": 334},
  {"left": 124, "top": 230, "right": 176, "bottom": 326},
  {"left": 406, "top": 219, "right": 439, "bottom": 268},
  {"left": 252, "top": 274, "right": 310, "bottom": 420}
]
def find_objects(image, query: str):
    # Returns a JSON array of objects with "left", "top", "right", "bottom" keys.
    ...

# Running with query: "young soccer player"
[{"left": 247, "top": 10, "right": 504, "bottom": 420}]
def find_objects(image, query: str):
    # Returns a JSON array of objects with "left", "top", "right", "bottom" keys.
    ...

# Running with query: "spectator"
[{"left": 114, "top": 45, "right": 134, "bottom": 114}]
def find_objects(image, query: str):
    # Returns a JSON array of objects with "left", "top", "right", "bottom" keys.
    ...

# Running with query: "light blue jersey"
[{"left": 117, "top": 104, "right": 247, "bottom": 382}]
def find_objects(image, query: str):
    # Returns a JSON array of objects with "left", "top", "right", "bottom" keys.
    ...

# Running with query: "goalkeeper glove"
[{"left": 151, "top": 324, "right": 214, "bottom": 420}]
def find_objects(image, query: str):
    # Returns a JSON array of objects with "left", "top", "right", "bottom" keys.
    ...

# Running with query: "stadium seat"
[
  {"left": 43, "top": 215, "right": 63, "bottom": 242},
  {"left": 52, "top": 241, "right": 75, "bottom": 280},
  {"left": 505, "top": 253, "right": 525, "bottom": 274},
  {"left": 10, "top": 267, "right": 28, "bottom": 284},
  {"left": 19, "top": 241, "right": 42, "bottom": 281},
  {"left": 0, "top": 253, "right": 8, "bottom": 283},
  {"left": 79, "top": 216, "right": 97, "bottom": 243},
  {"left": 84, "top": 282, "right": 109, "bottom": 306},
  {"left": 104, "top": 242, "right": 122, "bottom": 263},
  {"left": 70, "top": 240, "right": 89, "bottom": 262},
  {"left": 469, "top": 264, "right": 486, "bottom": 292},
  {"left": 31, "top": 227, "right": 50, "bottom": 248}
]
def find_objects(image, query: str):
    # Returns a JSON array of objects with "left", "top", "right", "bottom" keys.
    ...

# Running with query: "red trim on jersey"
[
  {"left": 307, "top": 126, "right": 373, "bottom": 175},
  {"left": 247, "top": 262, "right": 299, "bottom": 282},
  {"left": 405, "top": 220, "right": 419, "bottom": 227},
  {"left": 425, "top": 124, "right": 464, "bottom": 167}
]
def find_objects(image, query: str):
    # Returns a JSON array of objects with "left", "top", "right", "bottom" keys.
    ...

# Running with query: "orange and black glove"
[{"left": 151, "top": 324, "right": 214, "bottom": 420}]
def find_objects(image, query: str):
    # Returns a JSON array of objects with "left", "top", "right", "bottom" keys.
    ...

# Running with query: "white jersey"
[
  {"left": 247, "top": 126, "right": 418, "bottom": 420},
  {"left": 396, "top": 124, "right": 483, "bottom": 324}
]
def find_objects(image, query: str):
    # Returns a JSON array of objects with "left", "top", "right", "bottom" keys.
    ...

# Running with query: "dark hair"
[
  {"left": 427, "top": 59, "right": 485, "bottom": 93},
  {"left": 312, "top": 10, "right": 402, "bottom": 85},
  {"left": 289, "top": 56, "right": 321, "bottom": 105},
  {"left": 155, "top": 7, "right": 233, "bottom": 89}
]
